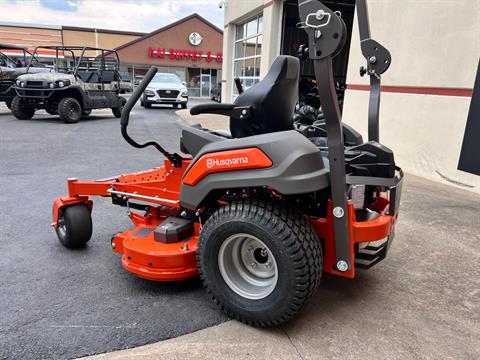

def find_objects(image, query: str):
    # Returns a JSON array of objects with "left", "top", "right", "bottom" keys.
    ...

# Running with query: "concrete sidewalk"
[{"left": 81, "top": 174, "right": 480, "bottom": 360}]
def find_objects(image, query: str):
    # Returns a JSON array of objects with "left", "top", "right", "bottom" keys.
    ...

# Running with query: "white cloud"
[{"left": 0, "top": 0, "right": 224, "bottom": 32}]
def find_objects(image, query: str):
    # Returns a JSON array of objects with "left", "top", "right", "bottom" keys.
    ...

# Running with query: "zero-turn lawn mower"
[{"left": 52, "top": 0, "right": 403, "bottom": 326}]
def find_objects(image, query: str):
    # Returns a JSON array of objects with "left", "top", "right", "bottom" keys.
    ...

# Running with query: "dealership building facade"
[
  {"left": 0, "top": 14, "right": 223, "bottom": 97},
  {"left": 221, "top": 0, "right": 479, "bottom": 191}
]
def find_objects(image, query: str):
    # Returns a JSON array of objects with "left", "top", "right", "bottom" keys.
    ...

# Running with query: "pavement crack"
[{"left": 281, "top": 326, "right": 305, "bottom": 360}]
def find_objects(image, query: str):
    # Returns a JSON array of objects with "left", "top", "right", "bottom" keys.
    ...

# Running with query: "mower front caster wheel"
[
  {"left": 56, "top": 204, "right": 92, "bottom": 248},
  {"left": 197, "top": 199, "right": 323, "bottom": 327}
]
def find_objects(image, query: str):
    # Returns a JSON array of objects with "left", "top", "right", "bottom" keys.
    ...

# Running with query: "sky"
[{"left": 0, "top": 0, "right": 225, "bottom": 32}]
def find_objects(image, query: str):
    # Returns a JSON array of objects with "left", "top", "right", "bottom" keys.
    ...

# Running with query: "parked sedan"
[{"left": 141, "top": 73, "right": 188, "bottom": 109}]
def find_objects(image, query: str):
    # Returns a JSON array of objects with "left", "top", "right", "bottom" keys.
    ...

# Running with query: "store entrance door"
[{"left": 201, "top": 74, "right": 211, "bottom": 97}]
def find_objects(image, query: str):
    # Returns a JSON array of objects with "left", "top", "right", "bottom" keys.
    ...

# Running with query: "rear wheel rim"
[{"left": 218, "top": 233, "right": 278, "bottom": 300}]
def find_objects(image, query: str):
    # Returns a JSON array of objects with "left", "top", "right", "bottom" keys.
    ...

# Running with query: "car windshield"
[{"left": 152, "top": 74, "right": 182, "bottom": 84}]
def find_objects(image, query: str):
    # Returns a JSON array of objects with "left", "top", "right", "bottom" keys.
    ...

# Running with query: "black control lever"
[{"left": 120, "top": 66, "right": 183, "bottom": 167}]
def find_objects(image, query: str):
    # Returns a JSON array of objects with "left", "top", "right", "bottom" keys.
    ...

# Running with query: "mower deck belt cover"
[{"left": 154, "top": 217, "right": 194, "bottom": 244}]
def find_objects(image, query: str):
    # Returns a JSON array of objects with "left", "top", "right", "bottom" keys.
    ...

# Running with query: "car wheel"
[
  {"left": 144, "top": 102, "right": 152, "bottom": 109},
  {"left": 11, "top": 96, "right": 35, "bottom": 120},
  {"left": 112, "top": 97, "right": 127, "bottom": 118},
  {"left": 181, "top": 103, "right": 187, "bottom": 109},
  {"left": 198, "top": 198, "right": 323, "bottom": 327},
  {"left": 55, "top": 204, "right": 92, "bottom": 248},
  {"left": 58, "top": 97, "right": 82, "bottom": 124}
]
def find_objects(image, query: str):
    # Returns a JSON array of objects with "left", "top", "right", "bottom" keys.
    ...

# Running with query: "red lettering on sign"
[
  {"left": 206, "top": 51, "right": 213, "bottom": 62},
  {"left": 148, "top": 47, "right": 223, "bottom": 62}
]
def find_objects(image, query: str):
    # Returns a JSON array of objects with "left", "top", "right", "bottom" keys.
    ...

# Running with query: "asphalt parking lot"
[
  {"left": 0, "top": 99, "right": 226, "bottom": 360},
  {"left": 1, "top": 99, "right": 479, "bottom": 360}
]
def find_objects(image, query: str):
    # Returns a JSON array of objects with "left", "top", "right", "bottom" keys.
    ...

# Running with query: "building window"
[{"left": 233, "top": 14, "right": 263, "bottom": 95}]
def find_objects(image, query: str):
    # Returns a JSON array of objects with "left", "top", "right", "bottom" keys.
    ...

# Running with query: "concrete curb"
[{"left": 79, "top": 321, "right": 301, "bottom": 360}]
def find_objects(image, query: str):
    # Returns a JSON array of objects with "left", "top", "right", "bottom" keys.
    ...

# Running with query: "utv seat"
[{"left": 180, "top": 55, "right": 300, "bottom": 156}]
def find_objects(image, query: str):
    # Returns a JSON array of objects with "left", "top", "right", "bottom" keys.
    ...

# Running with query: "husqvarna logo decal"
[
  {"left": 206, "top": 157, "right": 249, "bottom": 169},
  {"left": 183, "top": 148, "right": 273, "bottom": 186}
]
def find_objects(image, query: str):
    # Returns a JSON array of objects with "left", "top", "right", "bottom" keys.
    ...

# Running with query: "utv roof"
[
  {"left": 32, "top": 45, "right": 117, "bottom": 52},
  {"left": 0, "top": 43, "right": 28, "bottom": 50}
]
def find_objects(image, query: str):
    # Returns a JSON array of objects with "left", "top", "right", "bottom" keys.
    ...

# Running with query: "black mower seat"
[{"left": 189, "top": 55, "right": 299, "bottom": 138}]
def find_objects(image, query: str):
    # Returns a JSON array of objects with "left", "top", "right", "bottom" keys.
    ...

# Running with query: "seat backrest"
[
  {"left": 230, "top": 55, "right": 299, "bottom": 138},
  {"left": 101, "top": 70, "right": 119, "bottom": 83}
]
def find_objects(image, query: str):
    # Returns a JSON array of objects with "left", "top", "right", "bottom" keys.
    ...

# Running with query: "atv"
[
  {"left": 52, "top": 0, "right": 403, "bottom": 326},
  {"left": 0, "top": 44, "right": 49, "bottom": 109},
  {"left": 11, "top": 46, "right": 126, "bottom": 123}
]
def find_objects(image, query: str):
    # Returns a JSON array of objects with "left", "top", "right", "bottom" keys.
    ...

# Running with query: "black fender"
[
  {"left": 180, "top": 130, "right": 330, "bottom": 210},
  {"left": 57, "top": 86, "right": 89, "bottom": 108}
]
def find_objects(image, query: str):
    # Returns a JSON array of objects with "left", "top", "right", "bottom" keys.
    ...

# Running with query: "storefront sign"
[{"left": 148, "top": 47, "right": 222, "bottom": 62}]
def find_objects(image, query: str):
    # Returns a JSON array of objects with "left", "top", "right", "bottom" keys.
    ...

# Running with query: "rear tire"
[
  {"left": 112, "top": 97, "right": 126, "bottom": 118},
  {"left": 198, "top": 198, "right": 323, "bottom": 327},
  {"left": 5, "top": 98, "right": 13, "bottom": 109},
  {"left": 172, "top": 103, "right": 179, "bottom": 108},
  {"left": 56, "top": 204, "right": 92, "bottom": 248},
  {"left": 11, "top": 96, "right": 35, "bottom": 120},
  {"left": 58, "top": 97, "right": 82, "bottom": 123}
]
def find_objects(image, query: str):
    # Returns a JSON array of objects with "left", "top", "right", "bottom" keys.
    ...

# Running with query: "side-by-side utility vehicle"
[
  {"left": 12, "top": 46, "right": 126, "bottom": 123},
  {"left": 52, "top": 0, "right": 403, "bottom": 326},
  {"left": 0, "top": 44, "right": 48, "bottom": 109}
]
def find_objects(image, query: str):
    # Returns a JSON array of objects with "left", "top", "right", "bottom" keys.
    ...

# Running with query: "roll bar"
[
  {"left": 356, "top": 0, "right": 391, "bottom": 142},
  {"left": 297, "top": 0, "right": 391, "bottom": 272},
  {"left": 120, "top": 66, "right": 183, "bottom": 167}
]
